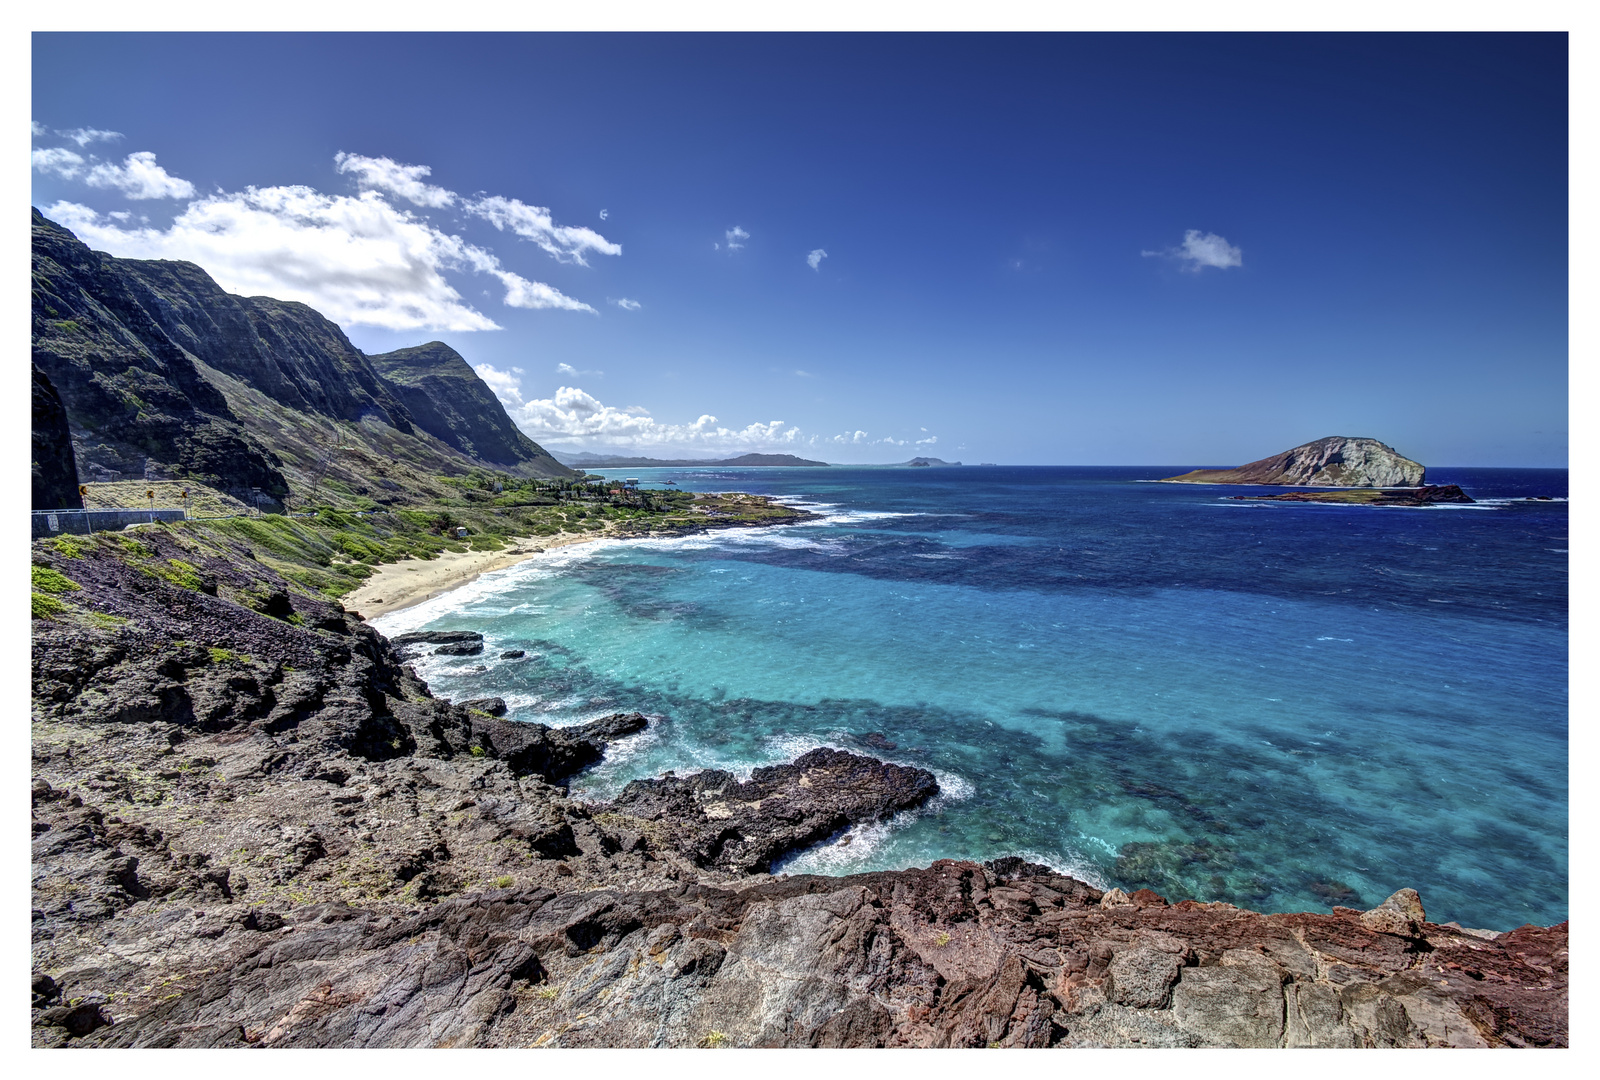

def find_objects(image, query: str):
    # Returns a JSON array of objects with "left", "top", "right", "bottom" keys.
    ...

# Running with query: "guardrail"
[{"left": 32, "top": 508, "right": 187, "bottom": 538}]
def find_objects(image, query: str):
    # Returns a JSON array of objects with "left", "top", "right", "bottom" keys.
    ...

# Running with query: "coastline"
[{"left": 342, "top": 529, "right": 610, "bottom": 619}]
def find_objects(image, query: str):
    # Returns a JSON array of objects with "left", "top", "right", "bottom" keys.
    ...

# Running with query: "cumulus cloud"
[
  {"left": 80, "top": 151, "right": 196, "bottom": 200},
  {"left": 510, "top": 386, "right": 802, "bottom": 452},
  {"left": 46, "top": 188, "right": 525, "bottom": 331},
  {"left": 334, "top": 152, "right": 456, "bottom": 208},
  {"left": 725, "top": 225, "right": 749, "bottom": 250},
  {"left": 599, "top": 209, "right": 609, "bottom": 220},
  {"left": 32, "top": 147, "right": 86, "bottom": 179},
  {"left": 473, "top": 362, "right": 525, "bottom": 409},
  {"left": 467, "top": 195, "right": 621, "bottom": 266},
  {"left": 611, "top": 297, "right": 641, "bottom": 311},
  {"left": 807, "top": 248, "right": 827, "bottom": 270},
  {"left": 1142, "top": 229, "right": 1243, "bottom": 272}
]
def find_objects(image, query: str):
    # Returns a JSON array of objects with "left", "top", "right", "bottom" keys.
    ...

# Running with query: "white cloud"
[
  {"left": 917, "top": 435, "right": 938, "bottom": 445},
  {"left": 60, "top": 126, "right": 124, "bottom": 147},
  {"left": 82, "top": 151, "right": 196, "bottom": 200},
  {"left": 599, "top": 209, "right": 609, "bottom": 220},
  {"left": 794, "top": 370, "right": 813, "bottom": 378},
  {"left": 556, "top": 362, "right": 603, "bottom": 377},
  {"left": 493, "top": 268, "right": 595, "bottom": 313},
  {"left": 725, "top": 225, "right": 749, "bottom": 250},
  {"left": 511, "top": 386, "right": 802, "bottom": 452},
  {"left": 334, "top": 152, "right": 456, "bottom": 208},
  {"left": 473, "top": 362, "right": 525, "bottom": 409},
  {"left": 32, "top": 147, "right": 86, "bottom": 179},
  {"left": 1142, "top": 229, "right": 1243, "bottom": 272},
  {"left": 31, "top": 120, "right": 48, "bottom": 137},
  {"left": 807, "top": 248, "right": 827, "bottom": 270},
  {"left": 467, "top": 195, "right": 621, "bottom": 266},
  {"left": 46, "top": 190, "right": 511, "bottom": 331},
  {"left": 612, "top": 297, "right": 641, "bottom": 311}
]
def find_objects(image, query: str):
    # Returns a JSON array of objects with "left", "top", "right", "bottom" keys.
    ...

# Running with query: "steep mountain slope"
[
  {"left": 30, "top": 209, "right": 573, "bottom": 503},
  {"left": 31, "top": 364, "right": 82, "bottom": 509},
  {"left": 114, "top": 258, "right": 414, "bottom": 433},
  {"left": 368, "top": 342, "right": 566, "bottom": 473},
  {"left": 31, "top": 210, "right": 289, "bottom": 495},
  {"left": 1162, "top": 437, "right": 1425, "bottom": 487}
]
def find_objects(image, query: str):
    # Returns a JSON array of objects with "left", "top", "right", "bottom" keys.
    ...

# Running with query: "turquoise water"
[{"left": 373, "top": 466, "right": 1567, "bottom": 930}]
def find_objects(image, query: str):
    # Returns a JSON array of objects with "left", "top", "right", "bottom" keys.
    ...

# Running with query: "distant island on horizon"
[{"left": 553, "top": 452, "right": 973, "bottom": 469}]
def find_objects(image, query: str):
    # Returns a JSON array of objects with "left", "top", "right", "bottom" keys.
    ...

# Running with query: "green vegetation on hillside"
[{"left": 90, "top": 470, "right": 808, "bottom": 603}]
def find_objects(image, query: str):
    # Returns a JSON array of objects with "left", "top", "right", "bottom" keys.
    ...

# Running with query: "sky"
[{"left": 30, "top": 32, "right": 1568, "bottom": 467}]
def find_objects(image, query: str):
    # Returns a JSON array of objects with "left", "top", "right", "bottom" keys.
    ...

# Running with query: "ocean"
[{"left": 372, "top": 466, "right": 1568, "bottom": 931}]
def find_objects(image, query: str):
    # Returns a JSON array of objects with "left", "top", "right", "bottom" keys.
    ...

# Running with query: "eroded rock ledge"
[{"left": 30, "top": 526, "right": 1567, "bottom": 1047}]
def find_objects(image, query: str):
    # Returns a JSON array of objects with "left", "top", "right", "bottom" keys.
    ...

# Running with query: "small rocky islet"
[{"left": 30, "top": 522, "right": 1568, "bottom": 1047}]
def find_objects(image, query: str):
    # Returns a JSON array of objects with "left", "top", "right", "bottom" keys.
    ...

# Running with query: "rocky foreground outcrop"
[
  {"left": 1163, "top": 436, "right": 1426, "bottom": 488},
  {"left": 31, "top": 526, "right": 1567, "bottom": 1047}
]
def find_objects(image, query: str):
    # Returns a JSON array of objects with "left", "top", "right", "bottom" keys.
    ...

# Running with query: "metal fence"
[{"left": 32, "top": 508, "right": 187, "bottom": 538}]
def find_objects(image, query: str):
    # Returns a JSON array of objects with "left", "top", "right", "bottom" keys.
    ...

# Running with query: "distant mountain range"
[
  {"left": 900, "top": 457, "right": 962, "bottom": 467},
  {"left": 554, "top": 452, "right": 830, "bottom": 468},
  {"left": 31, "top": 208, "right": 573, "bottom": 509}
]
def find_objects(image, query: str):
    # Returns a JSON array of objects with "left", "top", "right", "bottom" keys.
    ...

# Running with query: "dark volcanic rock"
[
  {"left": 71, "top": 861, "right": 1567, "bottom": 1049},
  {"left": 388, "top": 630, "right": 483, "bottom": 647},
  {"left": 603, "top": 747, "right": 939, "bottom": 874},
  {"left": 1227, "top": 484, "right": 1474, "bottom": 507},
  {"left": 500, "top": 649, "right": 526, "bottom": 659},
  {"left": 434, "top": 641, "right": 485, "bottom": 656},
  {"left": 460, "top": 697, "right": 508, "bottom": 716},
  {"left": 32, "top": 363, "right": 82, "bottom": 510},
  {"left": 472, "top": 712, "right": 649, "bottom": 784}
]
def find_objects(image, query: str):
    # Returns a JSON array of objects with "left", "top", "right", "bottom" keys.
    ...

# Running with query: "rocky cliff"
[
  {"left": 30, "top": 527, "right": 1566, "bottom": 1048},
  {"left": 32, "top": 364, "right": 82, "bottom": 510},
  {"left": 368, "top": 342, "right": 565, "bottom": 473},
  {"left": 30, "top": 209, "right": 572, "bottom": 496},
  {"left": 31, "top": 210, "right": 290, "bottom": 495},
  {"left": 1163, "top": 437, "right": 1425, "bottom": 488}
]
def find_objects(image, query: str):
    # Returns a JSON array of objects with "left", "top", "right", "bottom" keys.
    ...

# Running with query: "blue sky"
[{"left": 31, "top": 32, "right": 1567, "bottom": 466}]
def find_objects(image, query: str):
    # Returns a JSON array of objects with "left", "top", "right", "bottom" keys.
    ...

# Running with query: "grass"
[
  {"left": 207, "top": 647, "right": 253, "bottom": 665},
  {"left": 32, "top": 593, "right": 68, "bottom": 619},
  {"left": 144, "top": 559, "right": 203, "bottom": 590},
  {"left": 31, "top": 565, "right": 81, "bottom": 594},
  {"left": 45, "top": 534, "right": 90, "bottom": 560}
]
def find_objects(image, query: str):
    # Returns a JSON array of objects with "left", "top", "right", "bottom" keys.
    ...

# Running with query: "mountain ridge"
[{"left": 30, "top": 208, "right": 573, "bottom": 506}]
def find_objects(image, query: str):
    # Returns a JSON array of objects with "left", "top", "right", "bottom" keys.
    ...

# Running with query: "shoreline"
[{"left": 342, "top": 528, "right": 611, "bottom": 620}]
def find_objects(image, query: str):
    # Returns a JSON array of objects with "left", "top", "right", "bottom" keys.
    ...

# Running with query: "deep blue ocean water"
[{"left": 373, "top": 466, "right": 1568, "bottom": 931}]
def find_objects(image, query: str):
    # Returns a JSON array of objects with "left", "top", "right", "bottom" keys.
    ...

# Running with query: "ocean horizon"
[{"left": 374, "top": 464, "right": 1568, "bottom": 932}]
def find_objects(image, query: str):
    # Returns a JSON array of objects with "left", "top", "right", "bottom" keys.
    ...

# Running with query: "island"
[
  {"left": 1162, "top": 436, "right": 1425, "bottom": 488},
  {"left": 553, "top": 452, "right": 829, "bottom": 468}
]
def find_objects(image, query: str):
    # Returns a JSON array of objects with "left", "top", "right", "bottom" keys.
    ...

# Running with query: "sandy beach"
[{"left": 341, "top": 529, "right": 612, "bottom": 620}]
